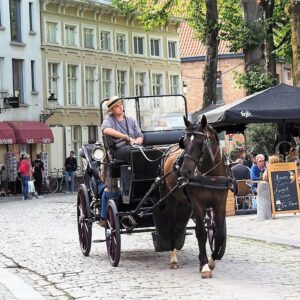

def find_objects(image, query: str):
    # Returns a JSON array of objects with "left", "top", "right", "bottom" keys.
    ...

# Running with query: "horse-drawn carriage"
[{"left": 77, "top": 95, "right": 235, "bottom": 278}]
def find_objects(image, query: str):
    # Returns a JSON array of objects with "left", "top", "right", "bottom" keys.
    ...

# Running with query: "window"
[
  {"left": 216, "top": 71, "right": 224, "bottom": 104},
  {"left": 85, "top": 66, "right": 95, "bottom": 106},
  {"left": 102, "top": 68, "right": 112, "bottom": 99},
  {"left": 31, "top": 60, "right": 36, "bottom": 92},
  {"left": 10, "top": 0, "right": 22, "bottom": 42},
  {"left": 46, "top": 21, "right": 57, "bottom": 43},
  {"left": 48, "top": 63, "right": 59, "bottom": 96},
  {"left": 67, "top": 65, "right": 77, "bottom": 105},
  {"left": 135, "top": 72, "right": 146, "bottom": 96},
  {"left": 117, "top": 70, "right": 127, "bottom": 97},
  {"left": 100, "top": 30, "right": 111, "bottom": 51},
  {"left": 116, "top": 33, "right": 126, "bottom": 54},
  {"left": 150, "top": 38, "right": 160, "bottom": 57},
  {"left": 65, "top": 25, "right": 76, "bottom": 46},
  {"left": 133, "top": 36, "right": 144, "bottom": 55},
  {"left": 12, "top": 59, "right": 24, "bottom": 104},
  {"left": 29, "top": 2, "right": 33, "bottom": 32},
  {"left": 83, "top": 28, "right": 94, "bottom": 49},
  {"left": 152, "top": 73, "right": 162, "bottom": 96},
  {"left": 168, "top": 41, "right": 177, "bottom": 59},
  {"left": 71, "top": 126, "right": 81, "bottom": 160},
  {"left": 170, "top": 75, "right": 179, "bottom": 94},
  {"left": 88, "top": 126, "right": 97, "bottom": 144}
]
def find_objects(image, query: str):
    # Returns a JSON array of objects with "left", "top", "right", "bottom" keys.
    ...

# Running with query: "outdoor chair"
[{"left": 235, "top": 180, "right": 255, "bottom": 210}]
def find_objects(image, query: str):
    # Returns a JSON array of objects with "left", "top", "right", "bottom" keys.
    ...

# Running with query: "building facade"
[
  {"left": 41, "top": 0, "right": 182, "bottom": 171},
  {"left": 0, "top": 0, "right": 46, "bottom": 169}
]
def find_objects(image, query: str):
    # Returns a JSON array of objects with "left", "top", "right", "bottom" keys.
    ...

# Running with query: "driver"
[{"left": 101, "top": 96, "right": 143, "bottom": 161}]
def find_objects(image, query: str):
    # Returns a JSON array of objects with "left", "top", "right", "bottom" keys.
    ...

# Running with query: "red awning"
[
  {"left": 5, "top": 121, "right": 54, "bottom": 144},
  {"left": 0, "top": 122, "right": 16, "bottom": 144}
]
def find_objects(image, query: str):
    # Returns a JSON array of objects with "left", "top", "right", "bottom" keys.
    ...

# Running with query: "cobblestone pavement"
[{"left": 0, "top": 194, "right": 299, "bottom": 299}]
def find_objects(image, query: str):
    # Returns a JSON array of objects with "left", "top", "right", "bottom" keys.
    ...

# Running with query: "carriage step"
[{"left": 93, "top": 239, "right": 106, "bottom": 243}]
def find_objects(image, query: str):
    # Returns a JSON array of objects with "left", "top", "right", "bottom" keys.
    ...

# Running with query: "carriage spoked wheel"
[
  {"left": 105, "top": 199, "right": 121, "bottom": 267},
  {"left": 206, "top": 208, "right": 227, "bottom": 260},
  {"left": 77, "top": 184, "right": 92, "bottom": 256}
]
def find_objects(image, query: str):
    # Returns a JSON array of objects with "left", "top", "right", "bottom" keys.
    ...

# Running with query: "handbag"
[{"left": 28, "top": 180, "right": 36, "bottom": 193}]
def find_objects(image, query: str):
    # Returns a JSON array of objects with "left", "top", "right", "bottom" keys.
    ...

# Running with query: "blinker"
[{"left": 179, "top": 136, "right": 185, "bottom": 149}]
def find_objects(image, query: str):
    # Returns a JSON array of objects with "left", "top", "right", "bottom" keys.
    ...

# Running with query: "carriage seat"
[{"left": 143, "top": 130, "right": 184, "bottom": 146}]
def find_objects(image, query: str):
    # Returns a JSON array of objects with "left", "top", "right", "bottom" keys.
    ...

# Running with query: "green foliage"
[
  {"left": 234, "top": 66, "right": 276, "bottom": 94},
  {"left": 245, "top": 123, "right": 277, "bottom": 155}
]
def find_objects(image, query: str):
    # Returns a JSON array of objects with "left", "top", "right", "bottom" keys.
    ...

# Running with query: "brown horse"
[{"left": 160, "top": 115, "right": 229, "bottom": 278}]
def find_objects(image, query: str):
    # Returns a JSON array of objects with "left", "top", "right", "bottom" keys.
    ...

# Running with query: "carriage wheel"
[
  {"left": 105, "top": 199, "right": 121, "bottom": 267},
  {"left": 77, "top": 184, "right": 92, "bottom": 256},
  {"left": 206, "top": 209, "right": 227, "bottom": 260},
  {"left": 48, "top": 177, "right": 58, "bottom": 193}
]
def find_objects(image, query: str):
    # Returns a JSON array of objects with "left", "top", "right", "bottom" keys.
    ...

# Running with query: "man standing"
[
  {"left": 64, "top": 151, "right": 77, "bottom": 193},
  {"left": 32, "top": 154, "right": 44, "bottom": 197}
]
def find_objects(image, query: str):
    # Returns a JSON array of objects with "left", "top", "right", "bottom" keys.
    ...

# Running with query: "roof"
[{"left": 179, "top": 22, "right": 240, "bottom": 59}]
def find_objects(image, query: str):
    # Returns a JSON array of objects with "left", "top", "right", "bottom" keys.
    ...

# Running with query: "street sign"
[{"left": 3, "top": 97, "right": 19, "bottom": 109}]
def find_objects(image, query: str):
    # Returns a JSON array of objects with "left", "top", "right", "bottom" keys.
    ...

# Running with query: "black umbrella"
[{"left": 202, "top": 84, "right": 300, "bottom": 133}]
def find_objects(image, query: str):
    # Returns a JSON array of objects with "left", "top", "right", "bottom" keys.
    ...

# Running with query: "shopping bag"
[{"left": 28, "top": 180, "right": 36, "bottom": 193}]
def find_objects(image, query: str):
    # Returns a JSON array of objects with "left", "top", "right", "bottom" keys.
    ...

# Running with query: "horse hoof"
[
  {"left": 208, "top": 257, "right": 215, "bottom": 270},
  {"left": 201, "top": 271, "right": 213, "bottom": 279},
  {"left": 170, "top": 262, "right": 179, "bottom": 269}
]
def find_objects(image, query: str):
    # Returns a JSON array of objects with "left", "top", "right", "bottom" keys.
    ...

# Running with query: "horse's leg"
[
  {"left": 169, "top": 249, "right": 179, "bottom": 269},
  {"left": 209, "top": 203, "right": 226, "bottom": 267},
  {"left": 195, "top": 212, "right": 212, "bottom": 278}
]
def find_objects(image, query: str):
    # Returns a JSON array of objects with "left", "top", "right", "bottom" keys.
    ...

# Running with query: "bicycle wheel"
[{"left": 48, "top": 176, "right": 58, "bottom": 193}]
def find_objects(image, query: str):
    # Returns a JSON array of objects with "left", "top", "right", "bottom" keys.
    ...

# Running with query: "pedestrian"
[
  {"left": 19, "top": 154, "right": 32, "bottom": 200},
  {"left": 64, "top": 151, "right": 77, "bottom": 193},
  {"left": 101, "top": 95, "right": 143, "bottom": 162},
  {"left": 32, "top": 154, "right": 44, "bottom": 197}
]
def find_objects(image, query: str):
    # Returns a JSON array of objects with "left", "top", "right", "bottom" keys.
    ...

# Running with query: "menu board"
[{"left": 268, "top": 162, "right": 300, "bottom": 217}]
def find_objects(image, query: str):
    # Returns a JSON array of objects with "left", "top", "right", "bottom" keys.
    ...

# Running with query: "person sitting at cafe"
[
  {"left": 250, "top": 154, "right": 266, "bottom": 193},
  {"left": 232, "top": 158, "right": 251, "bottom": 180},
  {"left": 286, "top": 147, "right": 300, "bottom": 165},
  {"left": 262, "top": 155, "right": 280, "bottom": 182}
]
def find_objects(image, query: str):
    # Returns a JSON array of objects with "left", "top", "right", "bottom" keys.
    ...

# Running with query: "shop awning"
[
  {"left": 0, "top": 122, "right": 16, "bottom": 144},
  {"left": 5, "top": 121, "right": 54, "bottom": 144}
]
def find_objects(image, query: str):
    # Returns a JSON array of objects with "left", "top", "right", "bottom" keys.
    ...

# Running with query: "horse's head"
[{"left": 180, "top": 115, "right": 219, "bottom": 178}]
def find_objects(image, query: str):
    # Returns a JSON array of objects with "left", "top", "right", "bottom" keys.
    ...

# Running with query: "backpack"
[{"left": 19, "top": 161, "right": 27, "bottom": 174}]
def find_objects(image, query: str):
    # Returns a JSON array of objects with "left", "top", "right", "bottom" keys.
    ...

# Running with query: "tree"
[
  {"left": 112, "top": 0, "right": 220, "bottom": 108},
  {"left": 286, "top": 0, "right": 300, "bottom": 86}
]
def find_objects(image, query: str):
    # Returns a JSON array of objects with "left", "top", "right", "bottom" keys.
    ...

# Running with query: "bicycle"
[{"left": 45, "top": 168, "right": 65, "bottom": 193}]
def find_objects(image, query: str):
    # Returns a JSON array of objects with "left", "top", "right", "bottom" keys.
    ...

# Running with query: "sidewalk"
[
  {"left": 0, "top": 267, "right": 44, "bottom": 300},
  {"left": 227, "top": 213, "right": 300, "bottom": 248}
]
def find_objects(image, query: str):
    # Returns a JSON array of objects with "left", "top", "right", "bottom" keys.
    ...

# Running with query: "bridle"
[{"left": 183, "top": 128, "right": 223, "bottom": 176}]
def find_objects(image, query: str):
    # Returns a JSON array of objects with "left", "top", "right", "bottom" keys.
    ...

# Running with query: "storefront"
[{"left": 0, "top": 121, "right": 54, "bottom": 195}]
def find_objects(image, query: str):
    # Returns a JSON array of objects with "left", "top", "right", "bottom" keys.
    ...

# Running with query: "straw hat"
[{"left": 106, "top": 96, "right": 123, "bottom": 112}]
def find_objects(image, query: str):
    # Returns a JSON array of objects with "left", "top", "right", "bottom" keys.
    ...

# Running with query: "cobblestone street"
[{"left": 0, "top": 194, "right": 299, "bottom": 299}]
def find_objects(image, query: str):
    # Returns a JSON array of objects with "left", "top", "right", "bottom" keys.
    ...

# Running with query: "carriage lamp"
[
  {"left": 40, "top": 92, "right": 58, "bottom": 122},
  {"left": 91, "top": 146, "right": 106, "bottom": 161}
]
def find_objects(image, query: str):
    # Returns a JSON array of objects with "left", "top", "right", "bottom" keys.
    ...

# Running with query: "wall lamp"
[{"left": 40, "top": 92, "right": 57, "bottom": 123}]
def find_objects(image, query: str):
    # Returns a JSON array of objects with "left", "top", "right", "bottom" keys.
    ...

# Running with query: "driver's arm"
[{"left": 103, "top": 128, "right": 130, "bottom": 142}]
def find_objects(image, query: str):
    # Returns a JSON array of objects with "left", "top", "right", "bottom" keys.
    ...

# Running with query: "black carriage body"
[{"left": 111, "top": 146, "right": 168, "bottom": 229}]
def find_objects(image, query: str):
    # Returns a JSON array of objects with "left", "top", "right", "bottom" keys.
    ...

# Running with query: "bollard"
[{"left": 257, "top": 181, "right": 272, "bottom": 220}]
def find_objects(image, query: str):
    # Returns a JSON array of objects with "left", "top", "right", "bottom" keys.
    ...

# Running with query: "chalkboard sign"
[{"left": 268, "top": 162, "right": 300, "bottom": 216}]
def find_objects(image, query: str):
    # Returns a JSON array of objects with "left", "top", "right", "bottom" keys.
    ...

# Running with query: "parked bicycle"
[{"left": 46, "top": 167, "right": 84, "bottom": 193}]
